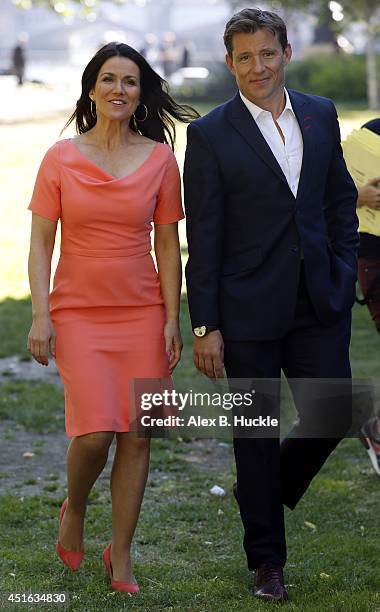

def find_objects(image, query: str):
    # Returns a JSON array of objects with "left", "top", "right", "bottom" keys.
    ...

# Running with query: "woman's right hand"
[{"left": 27, "top": 315, "right": 56, "bottom": 366}]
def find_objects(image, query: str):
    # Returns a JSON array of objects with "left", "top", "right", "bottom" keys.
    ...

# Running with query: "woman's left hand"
[{"left": 164, "top": 320, "right": 183, "bottom": 373}]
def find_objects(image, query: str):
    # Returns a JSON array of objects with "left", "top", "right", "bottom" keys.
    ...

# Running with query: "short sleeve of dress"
[
  {"left": 28, "top": 142, "right": 61, "bottom": 221},
  {"left": 153, "top": 147, "right": 184, "bottom": 224}
]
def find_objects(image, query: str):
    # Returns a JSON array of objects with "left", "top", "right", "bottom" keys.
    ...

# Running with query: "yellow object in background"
[{"left": 342, "top": 128, "right": 380, "bottom": 235}]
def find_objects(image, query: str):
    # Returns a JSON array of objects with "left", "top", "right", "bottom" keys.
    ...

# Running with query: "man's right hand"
[
  {"left": 357, "top": 177, "right": 380, "bottom": 209},
  {"left": 193, "top": 330, "right": 224, "bottom": 381}
]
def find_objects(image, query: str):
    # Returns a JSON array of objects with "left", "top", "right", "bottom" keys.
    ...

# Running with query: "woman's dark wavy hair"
[{"left": 63, "top": 41, "right": 199, "bottom": 150}]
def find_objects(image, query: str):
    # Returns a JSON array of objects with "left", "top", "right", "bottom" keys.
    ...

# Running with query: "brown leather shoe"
[{"left": 253, "top": 564, "right": 288, "bottom": 602}]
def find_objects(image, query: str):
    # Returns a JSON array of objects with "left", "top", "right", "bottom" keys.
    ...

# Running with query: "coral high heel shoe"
[
  {"left": 56, "top": 498, "right": 84, "bottom": 571},
  {"left": 102, "top": 544, "right": 140, "bottom": 593}
]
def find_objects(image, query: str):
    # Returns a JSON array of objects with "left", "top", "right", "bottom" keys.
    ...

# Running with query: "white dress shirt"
[{"left": 240, "top": 88, "right": 303, "bottom": 198}]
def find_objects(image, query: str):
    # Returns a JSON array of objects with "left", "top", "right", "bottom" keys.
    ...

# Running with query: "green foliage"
[
  {"left": 14, "top": 0, "right": 101, "bottom": 16},
  {"left": 286, "top": 54, "right": 367, "bottom": 103},
  {"left": 227, "top": 0, "right": 379, "bottom": 22},
  {"left": 0, "top": 297, "right": 31, "bottom": 359},
  {"left": 0, "top": 380, "right": 64, "bottom": 432},
  {"left": 174, "top": 53, "right": 368, "bottom": 105},
  {"left": 172, "top": 63, "right": 237, "bottom": 104}
]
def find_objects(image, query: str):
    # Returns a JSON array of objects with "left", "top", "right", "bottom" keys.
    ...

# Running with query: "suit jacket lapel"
[
  {"left": 226, "top": 92, "right": 288, "bottom": 187},
  {"left": 287, "top": 89, "right": 315, "bottom": 202},
  {"left": 226, "top": 90, "right": 316, "bottom": 202}
]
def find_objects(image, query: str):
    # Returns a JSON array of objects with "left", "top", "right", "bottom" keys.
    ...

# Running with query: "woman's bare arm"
[
  {"left": 27, "top": 213, "right": 58, "bottom": 365},
  {"left": 154, "top": 222, "right": 183, "bottom": 372}
]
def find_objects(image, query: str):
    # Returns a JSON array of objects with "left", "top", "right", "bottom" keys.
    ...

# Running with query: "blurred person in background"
[
  {"left": 356, "top": 118, "right": 380, "bottom": 476},
  {"left": 161, "top": 33, "right": 177, "bottom": 78},
  {"left": 181, "top": 42, "right": 191, "bottom": 69},
  {"left": 27, "top": 42, "right": 198, "bottom": 593},
  {"left": 12, "top": 34, "right": 27, "bottom": 86}
]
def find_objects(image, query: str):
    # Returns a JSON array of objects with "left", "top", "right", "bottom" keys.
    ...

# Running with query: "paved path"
[{"left": 0, "top": 355, "right": 62, "bottom": 387}]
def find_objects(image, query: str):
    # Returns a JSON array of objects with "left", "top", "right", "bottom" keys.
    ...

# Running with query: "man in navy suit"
[{"left": 184, "top": 8, "right": 358, "bottom": 602}]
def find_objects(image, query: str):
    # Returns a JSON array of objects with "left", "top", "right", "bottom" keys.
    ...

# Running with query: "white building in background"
[{"left": 0, "top": 0, "right": 368, "bottom": 83}]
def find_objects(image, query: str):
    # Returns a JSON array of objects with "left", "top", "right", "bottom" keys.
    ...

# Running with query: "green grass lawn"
[
  {"left": 1, "top": 108, "right": 380, "bottom": 610},
  {"left": 0, "top": 444, "right": 378, "bottom": 612},
  {"left": 0, "top": 295, "right": 379, "bottom": 610}
]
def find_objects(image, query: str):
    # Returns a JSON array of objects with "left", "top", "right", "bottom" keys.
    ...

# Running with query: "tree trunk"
[{"left": 366, "top": 22, "right": 379, "bottom": 110}]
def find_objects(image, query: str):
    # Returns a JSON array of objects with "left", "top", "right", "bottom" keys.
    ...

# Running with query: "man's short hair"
[{"left": 224, "top": 7, "right": 288, "bottom": 56}]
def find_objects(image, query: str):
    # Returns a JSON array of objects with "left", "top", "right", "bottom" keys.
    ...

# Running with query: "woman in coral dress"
[{"left": 27, "top": 42, "right": 198, "bottom": 592}]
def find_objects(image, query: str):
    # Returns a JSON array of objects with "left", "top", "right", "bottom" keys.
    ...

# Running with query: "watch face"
[{"left": 194, "top": 325, "right": 207, "bottom": 337}]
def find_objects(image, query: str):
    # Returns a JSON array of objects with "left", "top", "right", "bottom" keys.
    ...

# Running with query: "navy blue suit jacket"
[{"left": 184, "top": 90, "right": 359, "bottom": 341}]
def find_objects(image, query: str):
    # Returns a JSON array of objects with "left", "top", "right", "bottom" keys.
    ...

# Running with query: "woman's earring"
[
  {"left": 132, "top": 104, "right": 148, "bottom": 135},
  {"left": 134, "top": 103, "right": 148, "bottom": 122},
  {"left": 90, "top": 100, "right": 97, "bottom": 118},
  {"left": 132, "top": 114, "right": 141, "bottom": 134}
]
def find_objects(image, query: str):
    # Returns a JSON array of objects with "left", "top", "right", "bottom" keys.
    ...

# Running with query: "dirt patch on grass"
[
  {"left": 0, "top": 356, "right": 233, "bottom": 497},
  {"left": 0, "top": 355, "right": 62, "bottom": 387},
  {"left": 0, "top": 422, "right": 232, "bottom": 498},
  {"left": 0, "top": 420, "right": 68, "bottom": 496}
]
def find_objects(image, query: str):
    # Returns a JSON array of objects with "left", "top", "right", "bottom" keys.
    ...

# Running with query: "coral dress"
[{"left": 28, "top": 138, "right": 184, "bottom": 437}]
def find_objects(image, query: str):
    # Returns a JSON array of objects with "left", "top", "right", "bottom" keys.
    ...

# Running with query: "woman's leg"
[
  {"left": 59, "top": 431, "right": 115, "bottom": 551},
  {"left": 109, "top": 433, "right": 151, "bottom": 581}
]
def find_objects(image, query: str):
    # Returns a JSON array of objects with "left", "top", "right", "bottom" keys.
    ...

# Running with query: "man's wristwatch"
[{"left": 193, "top": 325, "right": 219, "bottom": 337}]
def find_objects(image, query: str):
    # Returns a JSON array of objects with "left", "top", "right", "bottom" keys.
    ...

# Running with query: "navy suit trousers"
[{"left": 224, "top": 266, "right": 352, "bottom": 570}]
